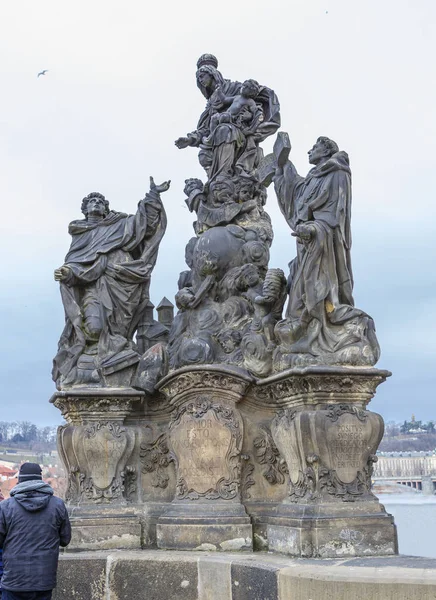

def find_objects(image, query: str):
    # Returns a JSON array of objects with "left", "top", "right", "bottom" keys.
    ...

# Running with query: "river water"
[{"left": 378, "top": 494, "right": 436, "bottom": 558}]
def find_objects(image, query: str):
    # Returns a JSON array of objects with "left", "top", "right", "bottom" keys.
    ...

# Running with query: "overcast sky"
[{"left": 0, "top": 0, "right": 435, "bottom": 426}]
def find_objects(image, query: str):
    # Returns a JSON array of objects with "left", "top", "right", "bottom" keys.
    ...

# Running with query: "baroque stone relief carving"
[
  {"left": 123, "top": 465, "right": 137, "bottom": 502},
  {"left": 139, "top": 433, "right": 175, "bottom": 489},
  {"left": 271, "top": 405, "right": 383, "bottom": 504},
  {"left": 159, "top": 370, "right": 249, "bottom": 400},
  {"left": 253, "top": 425, "right": 288, "bottom": 485},
  {"left": 169, "top": 397, "right": 243, "bottom": 501},
  {"left": 240, "top": 454, "right": 255, "bottom": 501},
  {"left": 250, "top": 371, "right": 389, "bottom": 407},
  {"left": 58, "top": 420, "right": 136, "bottom": 504}
]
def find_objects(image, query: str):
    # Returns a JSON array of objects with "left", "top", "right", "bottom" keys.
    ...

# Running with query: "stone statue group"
[{"left": 52, "top": 54, "right": 380, "bottom": 392}]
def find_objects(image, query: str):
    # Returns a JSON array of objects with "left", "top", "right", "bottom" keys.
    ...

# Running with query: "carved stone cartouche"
[
  {"left": 155, "top": 365, "right": 253, "bottom": 550},
  {"left": 52, "top": 390, "right": 143, "bottom": 505}
]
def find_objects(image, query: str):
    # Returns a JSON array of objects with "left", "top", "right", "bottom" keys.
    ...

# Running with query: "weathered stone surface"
[
  {"left": 54, "top": 551, "right": 436, "bottom": 600},
  {"left": 278, "top": 562, "right": 436, "bottom": 600},
  {"left": 53, "top": 554, "right": 107, "bottom": 600},
  {"left": 198, "top": 557, "right": 232, "bottom": 600},
  {"left": 51, "top": 389, "right": 144, "bottom": 506},
  {"left": 67, "top": 515, "right": 142, "bottom": 551},
  {"left": 49, "top": 53, "right": 398, "bottom": 563},
  {"left": 271, "top": 405, "right": 383, "bottom": 503},
  {"left": 231, "top": 562, "right": 279, "bottom": 600},
  {"left": 268, "top": 513, "right": 398, "bottom": 558},
  {"left": 157, "top": 522, "right": 252, "bottom": 552},
  {"left": 108, "top": 553, "right": 198, "bottom": 600},
  {"left": 170, "top": 404, "right": 233, "bottom": 495},
  {"left": 244, "top": 368, "right": 398, "bottom": 557}
]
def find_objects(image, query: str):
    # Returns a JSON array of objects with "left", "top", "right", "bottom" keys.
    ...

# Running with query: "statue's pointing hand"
[{"left": 149, "top": 176, "right": 171, "bottom": 194}]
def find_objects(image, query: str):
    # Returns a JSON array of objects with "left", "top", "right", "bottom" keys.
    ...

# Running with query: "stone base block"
[
  {"left": 157, "top": 522, "right": 253, "bottom": 551},
  {"left": 54, "top": 550, "right": 436, "bottom": 600},
  {"left": 268, "top": 513, "right": 398, "bottom": 558},
  {"left": 157, "top": 502, "right": 253, "bottom": 551},
  {"left": 68, "top": 515, "right": 142, "bottom": 551}
]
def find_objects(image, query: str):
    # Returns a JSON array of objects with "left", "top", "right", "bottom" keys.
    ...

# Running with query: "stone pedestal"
[
  {"left": 250, "top": 366, "right": 398, "bottom": 557},
  {"left": 51, "top": 388, "right": 146, "bottom": 550},
  {"left": 155, "top": 366, "right": 253, "bottom": 551},
  {"left": 51, "top": 366, "right": 398, "bottom": 557}
]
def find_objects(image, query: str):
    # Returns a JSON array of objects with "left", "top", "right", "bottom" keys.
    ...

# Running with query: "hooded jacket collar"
[{"left": 10, "top": 480, "right": 54, "bottom": 512}]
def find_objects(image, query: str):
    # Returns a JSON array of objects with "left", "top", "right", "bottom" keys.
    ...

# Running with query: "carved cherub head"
[
  {"left": 236, "top": 175, "right": 257, "bottom": 203},
  {"left": 208, "top": 176, "right": 236, "bottom": 205},
  {"left": 217, "top": 329, "right": 242, "bottom": 353},
  {"left": 184, "top": 178, "right": 204, "bottom": 197},
  {"left": 81, "top": 192, "right": 110, "bottom": 219},
  {"left": 240, "top": 79, "right": 260, "bottom": 99}
]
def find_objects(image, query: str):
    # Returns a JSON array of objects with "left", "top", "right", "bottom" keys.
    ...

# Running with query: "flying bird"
[{"left": 37, "top": 70, "right": 48, "bottom": 78}]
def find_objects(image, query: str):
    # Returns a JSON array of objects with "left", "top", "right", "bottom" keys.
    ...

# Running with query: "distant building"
[
  {"left": 156, "top": 297, "right": 174, "bottom": 329},
  {"left": 0, "top": 465, "right": 17, "bottom": 481},
  {"left": 136, "top": 298, "right": 174, "bottom": 353},
  {"left": 375, "top": 453, "right": 436, "bottom": 479}
]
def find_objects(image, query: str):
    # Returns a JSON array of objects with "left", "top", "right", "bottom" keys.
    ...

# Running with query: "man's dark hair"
[
  {"left": 317, "top": 136, "right": 339, "bottom": 157},
  {"left": 81, "top": 192, "right": 110, "bottom": 218}
]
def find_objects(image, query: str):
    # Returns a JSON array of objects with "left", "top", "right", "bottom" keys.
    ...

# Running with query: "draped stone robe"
[
  {"left": 273, "top": 152, "right": 380, "bottom": 363},
  {"left": 52, "top": 191, "right": 166, "bottom": 387},
  {"left": 192, "top": 77, "right": 281, "bottom": 180}
]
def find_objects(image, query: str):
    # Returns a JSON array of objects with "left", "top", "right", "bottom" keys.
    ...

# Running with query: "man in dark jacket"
[{"left": 0, "top": 463, "right": 71, "bottom": 600}]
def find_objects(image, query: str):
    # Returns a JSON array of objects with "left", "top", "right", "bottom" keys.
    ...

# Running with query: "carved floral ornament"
[
  {"left": 253, "top": 425, "right": 288, "bottom": 485},
  {"left": 139, "top": 433, "right": 175, "bottom": 489},
  {"left": 250, "top": 373, "right": 388, "bottom": 405},
  {"left": 52, "top": 395, "right": 142, "bottom": 422},
  {"left": 84, "top": 421, "right": 127, "bottom": 438},
  {"left": 240, "top": 455, "right": 255, "bottom": 500},
  {"left": 325, "top": 403, "right": 368, "bottom": 423},
  {"left": 159, "top": 371, "right": 249, "bottom": 402},
  {"left": 273, "top": 447, "right": 378, "bottom": 504}
]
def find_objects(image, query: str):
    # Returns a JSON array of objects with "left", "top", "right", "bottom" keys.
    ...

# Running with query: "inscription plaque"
[
  {"left": 82, "top": 424, "right": 128, "bottom": 489},
  {"left": 170, "top": 408, "right": 232, "bottom": 494},
  {"left": 326, "top": 413, "right": 370, "bottom": 484}
]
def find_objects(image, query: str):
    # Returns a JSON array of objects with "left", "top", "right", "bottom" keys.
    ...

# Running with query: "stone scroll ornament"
[
  {"left": 264, "top": 133, "right": 381, "bottom": 370},
  {"left": 167, "top": 53, "right": 286, "bottom": 378},
  {"left": 58, "top": 420, "right": 136, "bottom": 504},
  {"left": 52, "top": 177, "right": 170, "bottom": 390},
  {"left": 270, "top": 405, "right": 384, "bottom": 503}
]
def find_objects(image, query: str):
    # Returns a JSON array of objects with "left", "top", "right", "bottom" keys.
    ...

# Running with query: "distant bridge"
[{"left": 374, "top": 453, "right": 436, "bottom": 494}]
